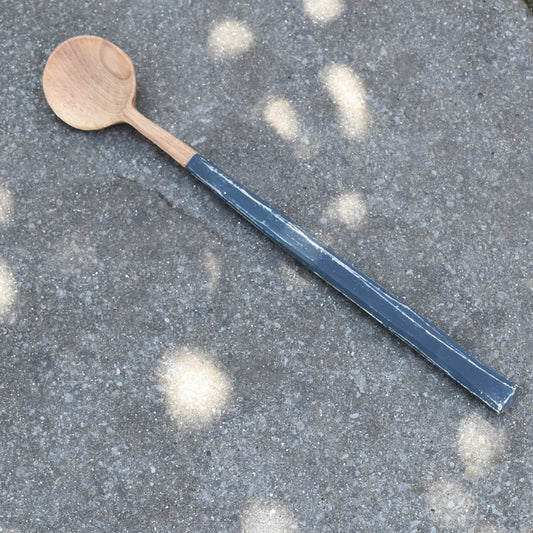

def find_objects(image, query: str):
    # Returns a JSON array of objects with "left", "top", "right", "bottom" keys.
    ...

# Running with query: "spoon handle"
[
  {"left": 123, "top": 105, "right": 197, "bottom": 166},
  {"left": 125, "top": 107, "right": 518, "bottom": 413},
  {"left": 185, "top": 154, "right": 517, "bottom": 413}
]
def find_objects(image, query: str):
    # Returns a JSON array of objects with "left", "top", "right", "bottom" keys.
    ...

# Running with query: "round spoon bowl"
[{"left": 43, "top": 35, "right": 136, "bottom": 130}]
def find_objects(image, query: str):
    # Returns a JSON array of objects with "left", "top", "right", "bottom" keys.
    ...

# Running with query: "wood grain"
[
  {"left": 43, "top": 35, "right": 136, "bottom": 130},
  {"left": 123, "top": 104, "right": 196, "bottom": 167}
]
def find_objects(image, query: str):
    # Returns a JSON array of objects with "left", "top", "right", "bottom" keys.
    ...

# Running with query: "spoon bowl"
[{"left": 43, "top": 35, "right": 136, "bottom": 130}]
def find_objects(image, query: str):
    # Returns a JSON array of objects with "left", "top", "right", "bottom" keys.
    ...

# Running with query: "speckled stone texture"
[{"left": 1, "top": 1, "right": 532, "bottom": 531}]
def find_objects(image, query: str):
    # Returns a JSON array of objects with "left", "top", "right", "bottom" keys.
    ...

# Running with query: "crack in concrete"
[{"left": 112, "top": 172, "right": 242, "bottom": 249}]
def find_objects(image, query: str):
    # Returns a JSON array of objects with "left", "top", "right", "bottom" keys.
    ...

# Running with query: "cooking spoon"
[{"left": 43, "top": 35, "right": 518, "bottom": 412}]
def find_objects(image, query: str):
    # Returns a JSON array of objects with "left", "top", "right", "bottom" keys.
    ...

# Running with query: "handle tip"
[{"left": 496, "top": 383, "right": 519, "bottom": 413}]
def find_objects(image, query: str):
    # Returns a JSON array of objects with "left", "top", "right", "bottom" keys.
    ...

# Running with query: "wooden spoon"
[
  {"left": 43, "top": 35, "right": 195, "bottom": 165},
  {"left": 43, "top": 35, "right": 518, "bottom": 413}
]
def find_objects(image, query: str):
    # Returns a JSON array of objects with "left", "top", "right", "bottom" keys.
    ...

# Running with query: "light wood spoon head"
[{"left": 43, "top": 35, "right": 136, "bottom": 131}]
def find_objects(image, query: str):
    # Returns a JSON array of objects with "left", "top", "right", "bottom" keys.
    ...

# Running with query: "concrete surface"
[{"left": 1, "top": 0, "right": 532, "bottom": 531}]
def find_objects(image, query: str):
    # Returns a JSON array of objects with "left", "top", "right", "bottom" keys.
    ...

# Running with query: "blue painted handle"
[{"left": 186, "top": 154, "right": 518, "bottom": 412}]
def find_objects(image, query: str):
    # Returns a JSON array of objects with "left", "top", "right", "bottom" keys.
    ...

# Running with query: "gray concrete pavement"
[{"left": 1, "top": 0, "right": 532, "bottom": 531}]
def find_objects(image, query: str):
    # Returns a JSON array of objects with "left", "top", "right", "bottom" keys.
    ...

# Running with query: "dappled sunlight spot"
[
  {"left": 0, "top": 261, "right": 17, "bottom": 317},
  {"left": 208, "top": 19, "right": 255, "bottom": 59},
  {"left": 158, "top": 347, "right": 233, "bottom": 429},
  {"left": 242, "top": 501, "right": 299, "bottom": 533},
  {"left": 0, "top": 184, "right": 14, "bottom": 225},
  {"left": 254, "top": 95, "right": 315, "bottom": 159},
  {"left": 321, "top": 191, "right": 368, "bottom": 229},
  {"left": 322, "top": 64, "right": 369, "bottom": 139},
  {"left": 457, "top": 414, "right": 506, "bottom": 477},
  {"left": 204, "top": 249, "right": 221, "bottom": 293},
  {"left": 425, "top": 480, "right": 473, "bottom": 530},
  {"left": 263, "top": 98, "right": 301, "bottom": 142},
  {"left": 303, "top": 0, "right": 345, "bottom": 22},
  {"left": 475, "top": 525, "right": 507, "bottom": 533},
  {"left": 279, "top": 263, "right": 312, "bottom": 291},
  {"left": 53, "top": 233, "right": 99, "bottom": 275}
]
